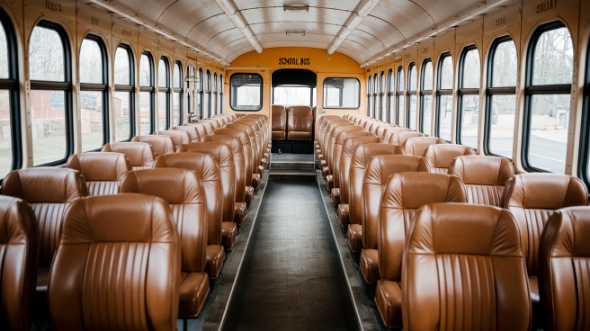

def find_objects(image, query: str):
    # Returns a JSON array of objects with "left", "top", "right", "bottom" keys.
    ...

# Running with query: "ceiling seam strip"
[
  {"left": 214, "top": 0, "right": 263, "bottom": 53},
  {"left": 327, "top": 0, "right": 382, "bottom": 55}
]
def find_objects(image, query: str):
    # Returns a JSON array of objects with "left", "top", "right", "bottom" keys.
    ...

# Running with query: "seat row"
[
  {"left": 315, "top": 114, "right": 590, "bottom": 330},
  {"left": 0, "top": 113, "right": 272, "bottom": 330},
  {"left": 271, "top": 104, "right": 314, "bottom": 141}
]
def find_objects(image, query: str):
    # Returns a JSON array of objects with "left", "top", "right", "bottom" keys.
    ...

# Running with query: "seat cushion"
[
  {"left": 325, "top": 175, "right": 334, "bottom": 192},
  {"left": 245, "top": 186, "right": 254, "bottom": 206},
  {"left": 234, "top": 202, "right": 247, "bottom": 225},
  {"left": 348, "top": 224, "right": 362, "bottom": 252},
  {"left": 251, "top": 173, "right": 261, "bottom": 190},
  {"left": 330, "top": 188, "right": 341, "bottom": 206},
  {"left": 375, "top": 280, "right": 402, "bottom": 328},
  {"left": 205, "top": 245, "right": 224, "bottom": 279},
  {"left": 338, "top": 204, "right": 350, "bottom": 228},
  {"left": 360, "top": 248, "right": 380, "bottom": 284},
  {"left": 222, "top": 221, "right": 237, "bottom": 251},
  {"left": 178, "top": 272, "right": 210, "bottom": 317}
]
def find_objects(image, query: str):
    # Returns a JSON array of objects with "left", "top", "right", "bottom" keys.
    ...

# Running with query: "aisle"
[{"left": 222, "top": 176, "right": 358, "bottom": 330}]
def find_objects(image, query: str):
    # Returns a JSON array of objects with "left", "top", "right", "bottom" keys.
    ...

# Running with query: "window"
[
  {"left": 407, "top": 63, "right": 417, "bottom": 130},
  {"left": 79, "top": 36, "right": 108, "bottom": 151},
  {"left": 273, "top": 86, "right": 315, "bottom": 106},
  {"left": 457, "top": 46, "right": 481, "bottom": 149},
  {"left": 139, "top": 52, "right": 155, "bottom": 135},
  {"left": 186, "top": 64, "right": 195, "bottom": 121},
  {"left": 582, "top": 39, "right": 590, "bottom": 184},
  {"left": 387, "top": 69, "right": 394, "bottom": 123},
  {"left": 113, "top": 45, "right": 134, "bottom": 141},
  {"left": 420, "top": 60, "right": 434, "bottom": 135},
  {"left": 436, "top": 53, "right": 453, "bottom": 141},
  {"left": 213, "top": 73, "right": 218, "bottom": 116},
  {"left": 396, "top": 66, "right": 405, "bottom": 126},
  {"left": 485, "top": 37, "right": 517, "bottom": 159},
  {"left": 0, "top": 9, "right": 20, "bottom": 178},
  {"left": 157, "top": 57, "right": 170, "bottom": 130},
  {"left": 172, "top": 61, "right": 183, "bottom": 126},
  {"left": 219, "top": 74, "right": 224, "bottom": 114},
  {"left": 323, "top": 77, "right": 360, "bottom": 108},
  {"left": 230, "top": 73, "right": 262, "bottom": 111},
  {"left": 524, "top": 23, "right": 573, "bottom": 173},
  {"left": 206, "top": 70, "right": 211, "bottom": 118},
  {"left": 197, "top": 68, "right": 203, "bottom": 119},
  {"left": 367, "top": 75, "right": 372, "bottom": 117},
  {"left": 373, "top": 73, "right": 378, "bottom": 119},
  {"left": 29, "top": 22, "right": 73, "bottom": 165},
  {"left": 379, "top": 72, "right": 386, "bottom": 121}
]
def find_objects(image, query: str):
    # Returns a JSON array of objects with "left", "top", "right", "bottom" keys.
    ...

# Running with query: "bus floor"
[{"left": 221, "top": 175, "right": 358, "bottom": 330}]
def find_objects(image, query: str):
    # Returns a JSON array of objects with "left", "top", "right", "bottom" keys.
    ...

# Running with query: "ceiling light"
[
  {"left": 286, "top": 30, "right": 305, "bottom": 36},
  {"left": 283, "top": 4, "right": 309, "bottom": 11}
]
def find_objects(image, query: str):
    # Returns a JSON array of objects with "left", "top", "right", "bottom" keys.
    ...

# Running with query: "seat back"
[
  {"left": 402, "top": 136, "right": 446, "bottom": 156},
  {"left": 448, "top": 155, "right": 514, "bottom": 206},
  {"left": 185, "top": 123, "right": 209, "bottom": 141},
  {"left": 383, "top": 127, "right": 409, "bottom": 143},
  {"left": 362, "top": 156, "right": 431, "bottom": 250},
  {"left": 0, "top": 196, "right": 37, "bottom": 331},
  {"left": 173, "top": 125, "right": 201, "bottom": 141},
  {"left": 179, "top": 142, "right": 236, "bottom": 223},
  {"left": 503, "top": 173, "right": 588, "bottom": 277},
  {"left": 287, "top": 105, "right": 313, "bottom": 140},
  {"left": 206, "top": 134, "right": 246, "bottom": 203},
  {"left": 1, "top": 168, "right": 87, "bottom": 269},
  {"left": 49, "top": 194, "right": 180, "bottom": 331},
  {"left": 132, "top": 135, "right": 175, "bottom": 158},
  {"left": 540, "top": 206, "right": 590, "bottom": 331},
  {"left": 66, "top": 152, "right": 131, "bottom": 196},
  {"left": 101, "top": 142, "right": 155, "bottom": 169},
  {"left": 216, "top": 128, "right": 253, "bottom": 186},
  {"left": 226, "top": 123, "right": 258, "bottom": 176},
  {"left": 154, "top": 153, "right": 223, "bottom": 246},
  {"left": 391, "top": 131, "right": 423, "bottom": 146},
  {"left": 424, "top": 144, "right": 475, "bottom": 173},
  {"left": 331, "top": 128, "right": 366, "bottom": 189},
  {"left": 158, "top": 129, "right": 191, "bottom": 151},
  {"left": 120, "top": 169, "right": 208, "bottom": 274},
  {"left": 272, "top": 105, "right": 287, "bottom": 140},
  {"left": 403, "top": 203, "right": 530, "bottom": 331}
]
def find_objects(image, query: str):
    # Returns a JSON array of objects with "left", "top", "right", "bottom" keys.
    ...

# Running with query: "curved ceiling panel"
[{"left": 89, "top": 0, "right": 511, "bottom": 65}]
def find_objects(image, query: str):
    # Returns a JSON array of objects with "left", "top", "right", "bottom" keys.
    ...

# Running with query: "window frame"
[
  {"left": 419, "top": 59, "right": 433, "bottom": 134},
  {"left": 435, "top": 52, "right": 453, "bottom": 141},
  {"left": 205, "top": 69, "right": 211, "bottom": 118},
  {"left": 322, "top": 77, "right": 360, "bottom": 109},
  {"left": 395, "top": 66, "right": 405, "bottom": 127},
  {"left": 456, "top": 45, "right": 481, "bottom": 148},
  {"left": 172, "top": 60, "right": 183, "bottom": 126},
  {"left": 157, "top": 56, "right": 171, "bottom": 130},
  {"left": 29, "top": 20, "right": 74, "bottom": 165},
  {"left": 229, "top": 73, "right": 263, "bottom": 112},
  {"left": 580, "top": 37, "right": 590, "bottom": 185},
  {"left": 406, "top": 62, "right": 417, "bottom": 129},
  {"left": 197, "top": 68, "right": 203, "bottom": 119},
  {"left": 219, "top": 74, "right": 224, "bottom": 114},
  {"left": 139, "top": 51, "right": 155, "bottom": 134},
  {"left": 387, "top": 69, "right": 394, "bottom": 123},
  {"left": 372, "top": 73, "right": 378, "bottom": 118},
  {"left": 367, "top": 74, "right": 372, "bottom": 117},
  {"left": 113, "top": 44, "right": 135, "bottom": 141}
]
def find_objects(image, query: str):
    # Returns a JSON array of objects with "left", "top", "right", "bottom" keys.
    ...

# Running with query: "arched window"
[
  {"left": 367, "top": 74, "right": 372, "bottom": 117},
  {"left": 29, "top": 21, "right": 73, "bottom": 165},
  {"left": 113, "top": 45, "right": 135, "bottom": 141},
  {"left": 157, "top": 57, "right": 170, "bottom": 131},
  {"left": 457, "top": 46, "right": 481, "bottom": 149},
  {"left": 379, "top": 71, "right": 385, "bottom": 121},
  {"left": 197, "top": 68, "right": 204, "bottom": 119},
  {"left": 386, "top": 69, "right": 394, "bottom": 123},
  {"left": 139, "top": 52, "right": 155, "bottom": 135},
  {"left": 407, "top": 63, "right": 417, "bottom": 130},
  {"left": 436, "top": 53, "right": 453, "bottom": 141},
  {"left": 213, "top": 72, "right": 218, "bottom": 116},
  {"left": 373, "top": 73, "right": 378, "bottom": 118},
  {"left": 581, "top": 37, "right": 590, "bottom": 184},
  {"left": 485, "top": 37, "right": 517, "bottom": 158},
  {"left": 420, "top": 59, "right": 433, "bottom": 135},
  {"left": 219, "top": 74, "right": 224, "bottom": 114},
  {"left": 524, "top": 22, "right": 573, "bottom": 173},
  {"left": 0, "top": 9, "right": 20, "bottom": 178},
  {"left": 186, "top": 64, "right": 195, "bottom": 120},
  {"left": 172, "top": 61, "right": 183, "bottom": 126},
  {"left": 395, "top": 66, "right": 405, "bottom": 126},
  {"left": 206, "top": 70, "right": 212, "bottom": 118}
]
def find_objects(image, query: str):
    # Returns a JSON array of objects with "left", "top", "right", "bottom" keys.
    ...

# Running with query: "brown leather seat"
[
  {"left": 206, "top": 134, "right": 248, "bottom": 225},
  {"left": 272, "top": 105, "right": 287, "bottom": 140},
  {"left": 101, "top": 141, "right": 155, "bottom": 169},
  {"left": 449, "top": 155, "right": 514, "bottom": 206},
  {"left": 216, "top": 128, "right": 255, "bottom": 206},
  {"left": 226, "top": 123, "right": 261, "bottom": 190},
  {"left": 402, "top": 203, "right": 531, "bottom": 330},
  {"left": 540, "top": 206, "right": 590, "bottom": 331},
  {"left": 179, "top": 142, "right": 238, "bottom": 251},
  {"left": 1, "top": 168, "right": 87, "bottom": 319},
  {"left": 132, "top": 135, "right": 175, "bottom": 158},
  {"left": 48, "top": 193, "right": 180, "bottom": 330},
  {"left": 390, "top": 130, "right": 423, "bottom": 146},
  {"left": 154, "top": 153, "right": 225, "bottom": 279},
  {"left": 287, "top": 105, "right": 313, "bottom": 140},
  {"left": 326, "top": 128, "right": 367, "bottom": 197},
  {"left": 375, "top": 172, "right": 467, "bottom": 328},
  {"left": 359, "top": 157, "right": 432, "bottom": 284},
  {"left": 66, "top": 152, "right": 131, "bottom": 195},
  {"left": 503, "top": 173, "right": 588, "bottom": 307},
  {"left": 119, "top": 169, "right": 209, "bottom": 317},
  {"left": 159, "top": 129, "right": 191, "bottom": 151},
  {"left": 0, "top": 196, "right": 37, "bottom": 331},
  {"left": 402, "top": 136, "right": 446, "bottom": 156},
  {"left": 424, "top": 144, "right": 475, "bottom": 173},
  {"left": 173, "top": 125, "right": 201, "bottom": 141},
  {"left": 383, "top": 127, "right": 410, "bottom": 144},
  {"left": 185, "top": 123, "right": 209, "bottom": 141}
]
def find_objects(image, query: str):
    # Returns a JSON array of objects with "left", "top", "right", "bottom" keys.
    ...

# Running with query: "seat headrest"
[
  {"left": 158, "top": 130, "right": 191, "bottom": 148},
  {"left": 403, "top": 137, "right": 446, "bottom": 156},
  {"left": 101, "top": 142, "right": 154, "bottom": 167},
  {"left": 543, "top": 206, "right": 590, "bottom": 257},
  {"left": 131, "top": 135, "right": 175, "bottom": 157},
  {"left": 66, "top": 152, "right": 130, "bottom": 181},
  {"left": 365, "top": 155, "right": 431, "bottom": 185},
  {"left": 2, "top": 167, "right": 87, "bottom": 203},
  {"left": 381, "top": 172, "right": 466, "bottom": 209},
  {"left": 409, "top": 203, "right": 522, "bottom": 256},
  {"left": 61, "top": 193, "right": 176, "bottom": 243},
  {"left": 504, "top": 173, "right": 588, "bottom": 209},
  {"left": 334, "top": 127, "right": 365, "bottom": 145},
  {"left": 449, "top": 155, "right": 514, "bottom": 186},
  {"left": 215, "top": 128, "right": 250, "bottom": 146},
  {"left": 425, "top": 144, "right": 476, "bottom": 168},
  {"left": 350, "top": 143, "right": 403, "bottom": 168},
  {"left": 178, "top": 142, "right": 233, "bottom": 168},
  {"left": 289, "top": 106, "right": 312, "bottom": 116},
  {"left": 119, "top": 168, "right": 205, "bottom": 204},
  {"left": 341, "top": 135, "right": 381, "bottom": 157},
  {"left": 205, "top": 135, "right": 243, "bottom": 155},
  {"left": 0, "top": 195, "right": 36, "bottom": 245},
  {"left": 172, "top": 126, "right": 200, "bottom": 141},
  {"left": 154, "top": 152, "right": 220, "bottom": 182}
]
